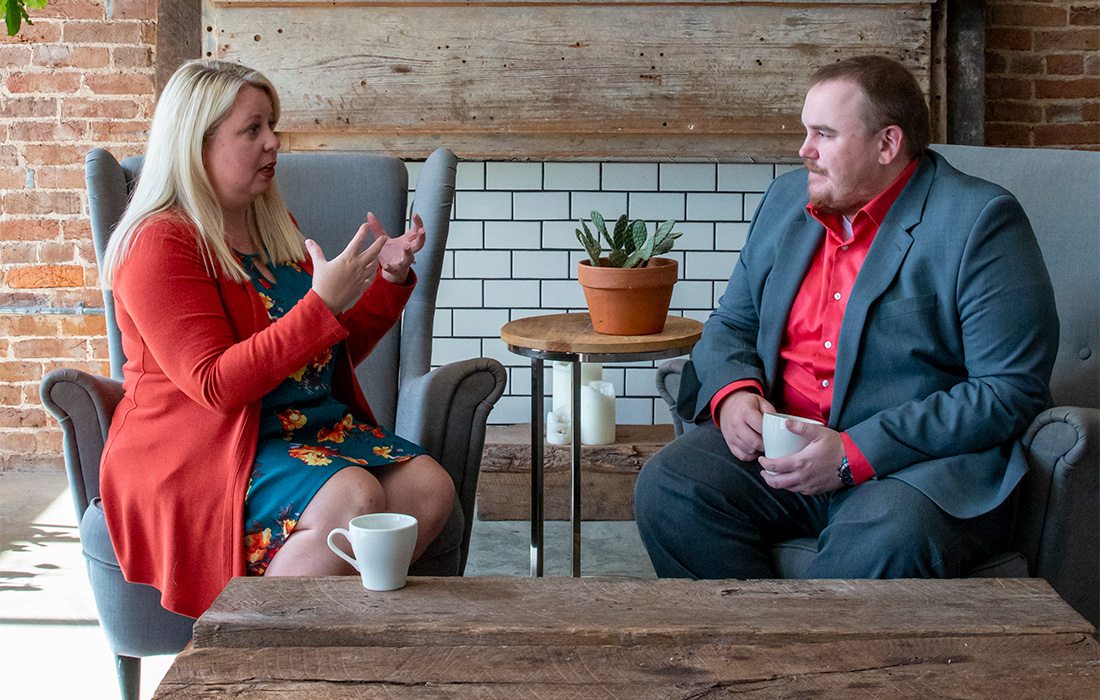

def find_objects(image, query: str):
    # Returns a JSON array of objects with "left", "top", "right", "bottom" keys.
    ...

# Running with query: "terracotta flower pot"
[{"left": 577, "top": 257, "right": 678, "bottom": 335}]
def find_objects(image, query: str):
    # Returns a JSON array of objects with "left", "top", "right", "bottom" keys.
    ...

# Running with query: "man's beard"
[{"left": 805, "top": 161, "right": 849, "bottom": 215}]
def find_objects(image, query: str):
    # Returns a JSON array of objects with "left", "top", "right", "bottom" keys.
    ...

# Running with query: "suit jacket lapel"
[
  {"left": 760, "top": 215, "right": 823, "bottom": 389},
  {"left": 831, "top": 155, "right": 937, "bottom": 421}
]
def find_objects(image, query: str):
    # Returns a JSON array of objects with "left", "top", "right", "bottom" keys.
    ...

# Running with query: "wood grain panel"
[{"left": 204, "top": 0, "right": 932, "bottom": 159}]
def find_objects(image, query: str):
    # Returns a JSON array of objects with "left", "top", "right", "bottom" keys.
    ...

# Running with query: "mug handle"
[{"left": 326, "top": 528, "right": 360, "bottom": 571}]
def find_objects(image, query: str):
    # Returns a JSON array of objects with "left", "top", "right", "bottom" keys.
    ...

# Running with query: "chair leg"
[{"left": 115, "top": 655, "right": 141, "bottom": 700}]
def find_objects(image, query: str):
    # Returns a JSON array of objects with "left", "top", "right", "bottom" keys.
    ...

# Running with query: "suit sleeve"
[
  {"left": 113, "top": 219, "right": 349, "bottom": 412},
  {"left": 846, "top": 194, "right": 1059, "bottom": 476}
]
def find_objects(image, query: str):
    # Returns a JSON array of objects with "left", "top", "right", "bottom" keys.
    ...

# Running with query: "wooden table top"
[
  {"left": 155, "top": 576, "right": 1098, "bottom": 698},
  {"left": 501, "top": 312, "right": 702, "bottom": 355}
]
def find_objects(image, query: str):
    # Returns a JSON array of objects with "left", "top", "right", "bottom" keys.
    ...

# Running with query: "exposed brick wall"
[
  {"left": 0, "top": 0, "right": 155, "bottom": 470},
  {"left": 986, "top": 0, "right": 1100, "bottom": 148}
]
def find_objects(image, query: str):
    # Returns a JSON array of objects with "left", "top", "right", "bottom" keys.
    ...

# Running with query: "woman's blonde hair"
[{"left": 101, "top": 59, "right": 304, "bottom": 285}]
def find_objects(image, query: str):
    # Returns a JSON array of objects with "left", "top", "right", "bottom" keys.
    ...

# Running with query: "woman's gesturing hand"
[
  {"left": 306, "top": 222, "right": 387, "bottom": 315},
  {"left": 375, "top": 212, "right": 426, "bottom": 285}
]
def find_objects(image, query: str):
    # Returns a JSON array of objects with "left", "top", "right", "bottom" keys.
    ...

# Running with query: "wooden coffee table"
[{"left": 154, "top": 576, "right": 1097, "bottom": 698}]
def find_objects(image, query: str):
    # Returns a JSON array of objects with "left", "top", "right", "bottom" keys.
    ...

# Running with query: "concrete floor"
[{"left": 0, "top": 470, "right": 653, "bottom": 700}]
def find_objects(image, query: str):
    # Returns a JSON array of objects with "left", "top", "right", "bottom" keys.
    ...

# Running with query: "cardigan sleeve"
[
  {"left": 113, "top": 217, "right": 350, "bottom": 413},
  {"left": 338, "top": 270, "right": 416, "bottom": 367}
]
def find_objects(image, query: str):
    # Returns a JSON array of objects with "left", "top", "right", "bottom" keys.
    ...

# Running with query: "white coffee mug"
[
  {"left": 762, "top": 413, "right": 824, "bottom": 459},
  {"left": 327, "top": 513, "right": 418, "bottom": 591}
]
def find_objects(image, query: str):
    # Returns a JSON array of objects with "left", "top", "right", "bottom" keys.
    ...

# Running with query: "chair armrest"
[
  {"left": 39, "top": 368, "right": 124, "bottom": 521},
  {"left": 1018, "top": 405, "right": 1099, "bottom": 626},
  {"left": 395, "top": 357, "right": 507, "bottom": 570},
  {"left": 656, "top": 358, "right": 687, "bottom": 437}
]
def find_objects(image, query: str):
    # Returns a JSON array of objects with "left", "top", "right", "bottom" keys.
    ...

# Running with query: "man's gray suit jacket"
[{"left": 677, "top": 150, "right": 1059, "bottom": 519}]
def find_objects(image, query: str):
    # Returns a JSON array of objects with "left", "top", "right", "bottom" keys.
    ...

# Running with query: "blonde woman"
[{"left": 99, "top": 59, "right": 455, "bottom": 618}]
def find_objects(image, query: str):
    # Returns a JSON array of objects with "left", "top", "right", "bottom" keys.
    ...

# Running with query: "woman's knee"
[{"left": 303, "top": 467, "right": 386, "bottom": 529}]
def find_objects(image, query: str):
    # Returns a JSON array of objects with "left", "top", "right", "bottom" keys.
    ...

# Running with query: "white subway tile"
[
  {"left": 431, "top": 337, "right": 483, "bottom": 366},
  {"left": 660, "top": 163, "right": 716, "bottom": 191},
  {"left": 510, "top": 307, "right": 559, "bottom": 320},
  {"left": 447, "top": 220, "right": 484, "bottom": 249},
  {"left": 653, "top": 406, "right": 674, "bottom": 425},
  {"left": 455, "top": 191, "right": 511, "bottom": 220},
  {"left": 603, "top": 163, "right": 658, "bottom": 191},
  {"left": 436, "top": 279, "right": 483, "bottom": 308},
  {"left": 405, "top": 161, "right": 423, "bottom": 189},
  {"left": 486, "top": 162, "right": 542, "bottom": 190},
  {"left": 718, "top": 164, "right": 775, "bottom": 192},
  {"left": 453, "top": 250, "right": 511, "bottom": 279},
  {"left": 744, "top": 193, "right": 764, "bottom": 221},
  {"left": 507, "top": 366, "right": 534, "bottom": 396},
  {"left": 628, "top": 192, "right": 685, "bottom": 221},
  {"left": 540, "top": 279, "right": 588, "bottom": 309},
  {"left": 625, "top": 367, "right": 659, "bottom": 397},
  {"left": 775, "top": 163, "right": 803, "bottom": 177},
  {"left": 440, "top": 251, "right": 454, "bottom": 279},
  {"left": 684, "top": 251, "right": 739, "bottom": 280},
  {"left": 485, "top": 221, "right": 541, "bottom": 249},
  {"left": 488, "top": 396, "right": 533, "bottom": 424},
  {"left": 670, "top": 280, "right": 715, "bottom": 309},
  {"left": 545, "top": 162, "right": 600, "bottom": 190},
  {"left": 456, "top": 161, "right": 485, "bottom": 190},
  {"left": 683, "top": 309, "right": 712, "bottom": 323},
  {"left": 670, "top": 221, "right": 713, "bottom": 251},
  {"left": 571, "top": 192, "right": 628, "bottom": 221},
  {"left": 484, "top": 280, "right": 541, "bottom": 308},
  {"left": 481, "top": 337, "right": 527, "bottom": 368},
  {"left": 512, "top": 250, "right": 571, "bottom": 279},
  {"left": 514, "top": 191, "right": 570, "bottom": 220},
  {"left": 433, "top": 309, "right": 452, "bottom": 337},
  {"left": 601, "top": 368, "right": 626, "bottom": 397},
  {"left": 452, "top": 309, "right": 512, "bottom": 337},
  {"left": 715, "top": 223, "right": 750, "bottom": 251},
  {"left": 686, "top": 193, "right": 743, "bottom": 222},
  {"left": 714, "top": 281, "right": 730, "bottom": 307},
  {"left": 542, "top": 220, "right": 581, "bottom": 250},
  {"left": 616, "top": 397, "right": 656, "bottom": 424}
]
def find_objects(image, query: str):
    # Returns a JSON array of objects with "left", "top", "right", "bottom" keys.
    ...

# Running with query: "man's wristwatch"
[{"left": 837, "top": 456, "right": 855, "bottom": 486}]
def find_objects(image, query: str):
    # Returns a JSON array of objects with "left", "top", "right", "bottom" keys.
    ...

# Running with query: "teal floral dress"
[{"left": 238, "top": 254, "right": 424, "bottom": 576}]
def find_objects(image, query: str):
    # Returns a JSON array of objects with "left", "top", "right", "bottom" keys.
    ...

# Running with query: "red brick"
[
  {"left": 986, "top": 122, "right": 1033, "bottom": 146},
  {"left": 1035, "top": 28, "right": 1100, "bottom": 51},
  {"left": 1086, "top": 102, "right": 1100, "bottom": 121},
  {"left": 110, "top": 0, "right": 155, "bottom": 20},
  {"left": 0, "top": 431, "right": 37, "bottom": 452},
  {"left": 85, "top": 119, "right": 149, "bottom": 141},
  {"left": 991, "top": 3, "right": 1067, "bottom": 27},
  {"left": 1046, "top": 54, "right": 1085, "bottom": 75},
  {"left": 0, "top": 20, "right": 61, "bottom": 44},
  {"left": 61, "top": 96, "right": 143, "bottom": 120},
  {"left": 84, "top": 72, "right": 154, "bottom": 96},
  {"left": 1034, "top": 77, "right": 1100, "bottom": 99},
  {"left": 5, "top": 265, "right": 84, "bottom": 289},
  {"left": 0, "top": 386, "right": 27, "bottom": 408},
  {"left": 1, "top": 96, "right": 58, "bottom": 119},
  {"left": 89, "top": 337, "right": 109, "bottom": 359},
  {"left": 0, "top": 44, "right": 33, "bottom": 65},
  {"left": 6, "top": 120, "right": 84, "bottom": 143},
  {"left": 38, "top": 0, "right": 104, "bottom": 20},
  {"left": 38, "top": 240, "right": 81, "bottom": 263},
  {"left": 1070, "top": 4, "right": 1100, "bottom": 25},
  {"left": 61, "top": 219, "right": 93, "bottom": 241},
  {"left": 0, "top": 407, "right": 49, "bottom": 429},
  {"left": 986, "top": 100, "right": 1043, "bottom": 123},
  {"left": 32, "top": 165, "right": 86, "bottom": 190},
  {"left": 1008, "top": 54, "right": 1045, "bottom": 75},
  {"left": 33, "top": 44, "right": 110, "bottom": 69},
  {"left": 0, "top": 453, "right": 66, "bottom": 472},
  {"left": 987, "top": 76, "right": 1033, "bottom": 100},
  {"left": 1, "top": 190, "right": 83, "bottom": 217},
  {"left": 0, "top": 145, "right": 18, "bottom": 168},
  {"left": 987, "top": 28, "right": 1033, "bottom": 51},
  {"left": 34, "top": 429, "right": 64, "bottom": 454},
  {"left": 1, "top": 219, "right": 61, "bottom": 241},
  {"left": 986, "top": 51, "right": 1008, "bottom": 75},
  {"left": 62, "top": 20, "right": 147, "bottom": 45},
  {"left": 112, "top": 45, "right": 152, "bottom": 68},
  {"left": 5, "top": 71, "right": 82, "bottom": 95},
  {"left": 22, "top": 143, "right": 92, "bottom": 166},
  {"left": 1033, "top": 122, "right": 1100, "bottom": 146},
  {"left": 11, "top": 337, "right": 87, "bottom": 360},
  {"left": 0, "top": 244, "right": 40, "bottom": 265},
  {"left": 0, "top": 167, "right": 27, "bottom": 189},
  {"left": 0, "top": 361, "right": 41, "bottom": 382},
  {"left": 1044, "top": 101, "right": 1100, "bottom": 123},
  {"left": 0, "top": 314, "right": 61, "bottom": 337},
  {"left": 1086, "top": 54, "right": 1100, "bottom": 75},
  {"left": 59, "top": 314, "right": 106, "bottom": 337}
]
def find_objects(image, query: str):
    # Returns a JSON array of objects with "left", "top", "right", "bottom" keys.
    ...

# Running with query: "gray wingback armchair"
[
  {"left": 40, "top": 148, "right": 505, "bottom": 699},
  {"left": 655, "top": 144, "right": 1099, "bottom": 626}
]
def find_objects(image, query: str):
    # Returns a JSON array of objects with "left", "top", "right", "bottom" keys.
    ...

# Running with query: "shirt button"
[
  {"left": 833, "top": 292, "right": 842, "bottom": 301},
  {"left": 822, "top": 379, "right": 830, "bottom": 388},
  {"left": 841, "top": 245, "right": 849, "bottom": 251},
  {"left": 824, "top": 341, "right": 832, "bottom": 349}
]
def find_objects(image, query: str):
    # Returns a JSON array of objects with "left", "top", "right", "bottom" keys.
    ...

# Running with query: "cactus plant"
[{"left": 575, "top": 211, "right": 682, "bottom": 268}]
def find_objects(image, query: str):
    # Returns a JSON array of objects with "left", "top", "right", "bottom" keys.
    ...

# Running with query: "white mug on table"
[{"left": 327, "top": 513, "right": 418, "bottom": 591}]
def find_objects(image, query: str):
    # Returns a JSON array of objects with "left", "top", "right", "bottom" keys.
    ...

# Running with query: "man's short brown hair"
[{"left": 810, "top": 55, "right": 930, "bottom": 160}]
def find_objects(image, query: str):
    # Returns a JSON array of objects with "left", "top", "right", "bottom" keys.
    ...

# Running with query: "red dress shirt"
[{"left": 711, "top": 158, "right": 919, "bottom": 484}]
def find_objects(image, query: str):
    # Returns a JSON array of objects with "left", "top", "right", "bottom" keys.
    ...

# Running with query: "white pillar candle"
[
  {"left": 546, "top": 407, "right": 571, "bottom": 445},
  {"left": 552, "top": 361, "right": 602, "bottom": 413},
  {"left": 580, "top": 380, "right": 616, "bottom": 446}
]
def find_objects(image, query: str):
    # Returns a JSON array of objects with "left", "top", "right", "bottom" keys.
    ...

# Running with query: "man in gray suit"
[{"left": 634, "top": 56, "right": 1059, "bottom": 578}]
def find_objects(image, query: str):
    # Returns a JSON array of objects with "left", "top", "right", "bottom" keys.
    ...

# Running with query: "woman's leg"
[
  {"left": 374, "top": 455, "right": 456, "bottom": 561},
  {"left": 265, "top": 466, "right": 386, "bottom": 576}
]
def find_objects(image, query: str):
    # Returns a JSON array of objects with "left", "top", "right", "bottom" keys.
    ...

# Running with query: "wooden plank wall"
[{"left": 204, "top": 0, "right": 933, "bottom": 161}]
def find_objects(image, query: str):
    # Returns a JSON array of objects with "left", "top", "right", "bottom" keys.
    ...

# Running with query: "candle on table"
[
  {"left": 546, "top": 406, "right": 571, "bottom": 445},
  {"left": 580, "top": 380, "right": 616, "bottom": 445},
  {"left": 551, "top": 361, "right": 602, "bottom": 413}
]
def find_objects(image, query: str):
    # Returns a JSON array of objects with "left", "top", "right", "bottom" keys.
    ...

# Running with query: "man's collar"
[{"left": 807, "top": 157, "right": 920, "bottom": 233}]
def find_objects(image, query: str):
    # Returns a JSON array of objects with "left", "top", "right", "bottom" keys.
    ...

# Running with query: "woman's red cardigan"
[{"left": 100, "top": 214, "right": 414, "bottom": 618}]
